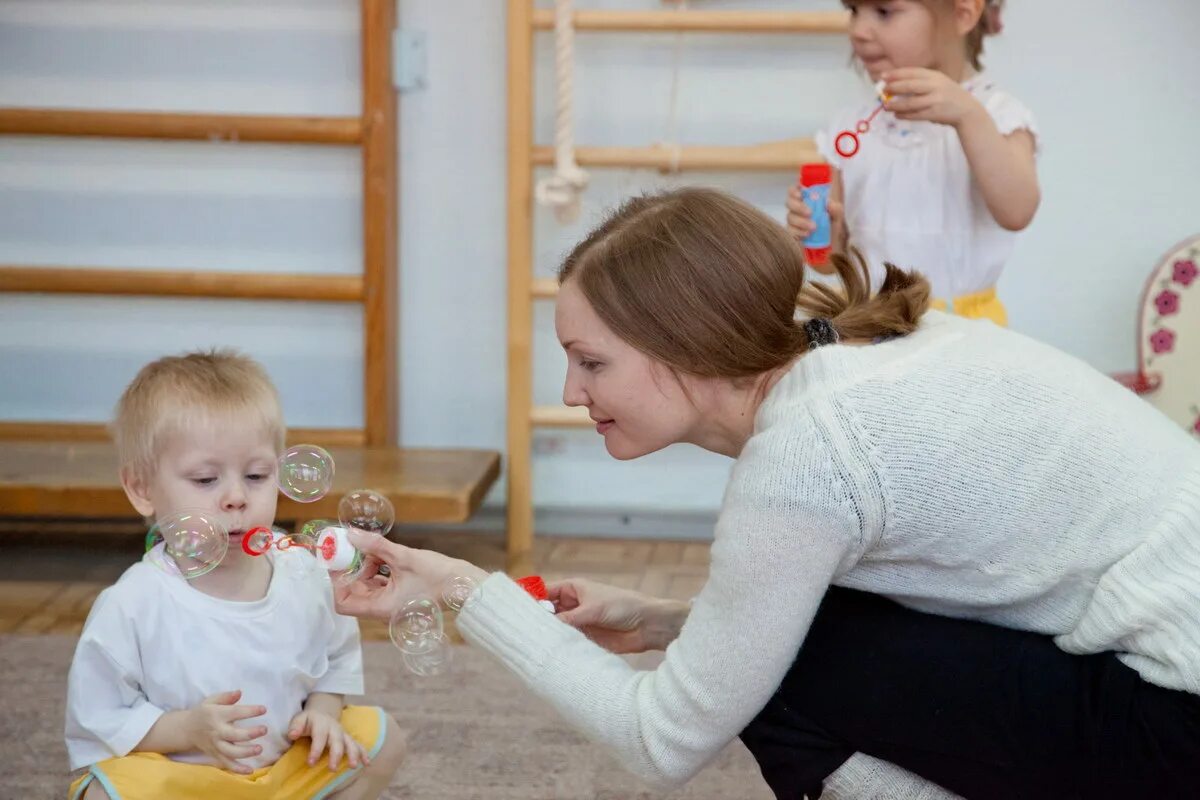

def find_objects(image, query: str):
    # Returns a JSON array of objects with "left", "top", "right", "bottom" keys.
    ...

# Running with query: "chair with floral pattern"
[{"left": 1114, "top": 235, "right": 1200, "bottom": 439}]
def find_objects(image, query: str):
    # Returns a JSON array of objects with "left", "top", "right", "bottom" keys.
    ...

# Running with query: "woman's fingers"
[
  {"left": 345, "top": 530, "right": 411, "bottom": 571},
  {"left": 545, "top": 580, "right": 582, "bottom": 611},
  {"left": 334, "top": 578, "right": 388, "bottom": 619}
]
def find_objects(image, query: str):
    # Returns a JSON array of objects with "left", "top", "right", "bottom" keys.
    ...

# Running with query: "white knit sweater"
[{"left": 457, "top": 311, "right": 1200, "bottom": 787}]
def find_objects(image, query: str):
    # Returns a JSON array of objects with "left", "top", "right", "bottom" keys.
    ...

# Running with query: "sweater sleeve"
[{"left": 455, "top": 420, "right": 866, "bottom": 786}]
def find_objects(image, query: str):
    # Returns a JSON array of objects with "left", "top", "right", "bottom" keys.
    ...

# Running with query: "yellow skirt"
[
  {"left": 68, "top": 705, "right": 385, "bottom": 800},
  {"left": 930, "top": 286, "right": 1007, "bottom": 326}
]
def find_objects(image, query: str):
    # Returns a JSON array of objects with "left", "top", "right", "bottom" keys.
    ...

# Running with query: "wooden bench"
[{"left": 0, "top": 441, "right": 500, "bottom": 525}]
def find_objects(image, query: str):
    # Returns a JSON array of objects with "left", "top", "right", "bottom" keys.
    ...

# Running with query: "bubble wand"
[{"left": 833, "top": 80, "right": 891, "bottom": 159}]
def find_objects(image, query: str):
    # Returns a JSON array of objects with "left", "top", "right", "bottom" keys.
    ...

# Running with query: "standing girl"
[{"left": 788, "top": 0, "right": 1038, "bottom": 325}]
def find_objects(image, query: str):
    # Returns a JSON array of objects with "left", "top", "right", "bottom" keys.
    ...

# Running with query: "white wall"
[{"left": 2, "top": 1, "right": 1199, "bottom": 527}]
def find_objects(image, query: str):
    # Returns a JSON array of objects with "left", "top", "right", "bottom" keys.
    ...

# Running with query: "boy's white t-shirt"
[
  {"left": 815, "top": 73, "right": 1040, "bottom": 300},
  {"left": 65, "top": 542, "right": 364, "bottom": 771}
]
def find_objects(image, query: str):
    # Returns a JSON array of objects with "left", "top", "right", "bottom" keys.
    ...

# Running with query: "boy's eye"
[
  {"left": 191, "top": 477, "right": 217, "bottom": 486},
  {"left": 246, "top": 473, "right": 268, "bottom": 482}
]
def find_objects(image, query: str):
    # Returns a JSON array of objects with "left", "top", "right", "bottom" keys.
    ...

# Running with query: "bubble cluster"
[{"left": 268, "top": 446, "right": 466, "bottom": 674}]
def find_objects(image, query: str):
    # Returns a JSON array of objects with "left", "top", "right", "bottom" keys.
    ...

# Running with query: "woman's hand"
[
  {"left": 547, "top": 578, "right": 690, "bottom": 654},
  {"left": 883, "top": 68, "right": 986, "bottom": 129},
  {"left": 332, "top": 530, "right": 488, "bottom": 621}
]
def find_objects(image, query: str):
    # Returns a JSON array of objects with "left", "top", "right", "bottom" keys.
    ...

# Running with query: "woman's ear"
[
  {"left": 120, "top": 465, "right": 156, "bottom": 517},
  {"left": 954, "top": 0, "right": 986, "bottom": 36}
]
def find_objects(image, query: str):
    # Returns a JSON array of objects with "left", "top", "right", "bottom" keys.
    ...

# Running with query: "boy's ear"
[{"left": 120, "top": 466, "right": 156, "bottom": 517}]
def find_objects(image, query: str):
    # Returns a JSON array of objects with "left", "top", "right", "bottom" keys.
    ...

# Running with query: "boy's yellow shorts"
[{"left": 68, "top": 705, "right": 386, "bottom": 800}]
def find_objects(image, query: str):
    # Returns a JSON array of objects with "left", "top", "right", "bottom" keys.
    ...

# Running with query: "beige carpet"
[{"left": 0, "top": 634, "right": 772, "bottom": 799}]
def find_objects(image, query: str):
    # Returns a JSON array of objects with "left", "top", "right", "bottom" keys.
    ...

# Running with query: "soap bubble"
[
  {"left": 338, "top": 489, "right": 394, "bottom": 536},
  {"left": 401, "top": 633, "right": 452, "bottom": 677},
  {"left": 278, "top": 444, "right": 335, "bottom": 503},
  {"left": 388, "top": 597, "right": 444, "bottom": 655},
  {"left": 144, "top": 511, "right": 228, "bottom": 579},
  {"left": 441, "top": 576, "right": 481, "bottom": 612}
]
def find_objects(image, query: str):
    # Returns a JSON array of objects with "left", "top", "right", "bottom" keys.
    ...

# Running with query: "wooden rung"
[
  {"left": 531, "top": 405, "right": 593, "bottom": 428},
  {"left": 0, "top": 441, "right": 501, "bottom": 524},
  {"left": 531, "top": 9, "right": 848, "bottom": 34},
  {"left": 0, "top": 108, "right": 363, "bottom": 145},
  {"left": 0, "top": 266, "right": 364, "bottom": 303},
  {"left": 531, "top": 277, "right": 559, "bottom": 298},
  {"left": 0, "top": 421, "right": 368, "bottom": 448},
  {"left": 532, "top": 139, "right": 819, "bottom": 172}
]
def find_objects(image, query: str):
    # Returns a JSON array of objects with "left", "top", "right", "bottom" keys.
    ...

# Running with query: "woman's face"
[{"left": 555, "top": 279, "right": 703, "bottom": 460}]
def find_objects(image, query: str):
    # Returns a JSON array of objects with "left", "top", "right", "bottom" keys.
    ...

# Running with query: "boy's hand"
[
  {"left": 288, "top": 709, "right": 370, "bottom": 771},
  {"left": 183, "top": 690, "right": 267, "bottom": 775},
  {"left": 786, "top": 184, "right": 844, "bottom": 242},
  {"left": 883, "top": 68, "right": 986, "bottom": 129}
]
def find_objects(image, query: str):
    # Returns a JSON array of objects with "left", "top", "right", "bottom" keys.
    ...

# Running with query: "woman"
[{"left": 335, "top": 188, "right": 1200, "bottom": 799}]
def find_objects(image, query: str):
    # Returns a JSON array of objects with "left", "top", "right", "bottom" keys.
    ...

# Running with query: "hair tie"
[{"left": 803, "top": 318, "right": 840, "bottom": 349}]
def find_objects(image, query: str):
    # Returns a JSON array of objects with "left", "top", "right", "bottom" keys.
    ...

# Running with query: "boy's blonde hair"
[{"left": 112, "top": 349, "right": 286, "bottom": 480}]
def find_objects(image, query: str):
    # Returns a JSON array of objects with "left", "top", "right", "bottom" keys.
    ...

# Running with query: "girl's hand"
[
  {"left": 883, "top": 68, "right": 986, "bottom": 129},
  {"left": 786, "top": 184, "right": 844, "bottom": 242},
  {"left": 547, "top": 578, "right": 690, "bottom": 654}
]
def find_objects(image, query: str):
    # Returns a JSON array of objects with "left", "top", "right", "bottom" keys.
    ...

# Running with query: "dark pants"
[{"left": 740, "top": 588, "right": 1200, "bottom": 800}]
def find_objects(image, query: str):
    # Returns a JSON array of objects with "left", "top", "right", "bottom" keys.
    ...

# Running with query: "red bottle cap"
[
  {"left": 799, "top": 163, "right": 832, "bottom": 187},
  {"left": 516, "top": 575, "right": 548, "bottom": 601},
  {"left": 804, "top": 246, "right": 831, "bottom": 266}
]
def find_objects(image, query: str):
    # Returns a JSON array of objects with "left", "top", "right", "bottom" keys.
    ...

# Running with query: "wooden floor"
[{"left": 0, "top": 518, "right": 711, "bottom": 642}]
